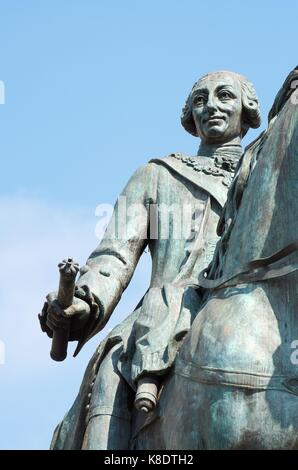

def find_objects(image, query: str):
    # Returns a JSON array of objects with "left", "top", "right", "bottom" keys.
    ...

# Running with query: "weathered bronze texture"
[
  {"left": 41, "top": 68, "right": 298, "bottom": 450},
  {"left": 50, "top": 258, "right": 79, "bottom": 361}
]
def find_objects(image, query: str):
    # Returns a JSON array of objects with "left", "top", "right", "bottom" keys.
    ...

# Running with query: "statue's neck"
[{"left": 197, "top": 137, "right": 243, "bottom": 161}]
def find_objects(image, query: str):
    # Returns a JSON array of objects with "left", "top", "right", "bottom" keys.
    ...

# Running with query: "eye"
[
  {"left": 218, "top": 90, "right": 233, "bottom": 101},
  {"left": 193, "top": 95, "right": 206, "bottom": 106}
]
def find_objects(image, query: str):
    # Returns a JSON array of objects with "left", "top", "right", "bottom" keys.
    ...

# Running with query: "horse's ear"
[{"left": 268, "top": 66, "right": 298, "bottom": 122}]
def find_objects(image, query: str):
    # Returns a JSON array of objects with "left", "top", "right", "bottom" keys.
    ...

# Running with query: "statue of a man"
[{"left": 39, "top": 70, "right": 261, "bottom": 449}]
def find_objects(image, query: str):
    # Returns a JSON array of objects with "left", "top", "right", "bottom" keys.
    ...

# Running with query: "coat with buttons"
[
  {"left": 50, "top": 152, "right": 233, "bottom": 449},
  {"left": 73, "top": 153, "right": 230, "bottom": 384}
]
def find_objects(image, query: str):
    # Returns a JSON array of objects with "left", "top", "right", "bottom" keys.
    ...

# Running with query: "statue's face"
[{"left": 191, "top": 72, "right": 242, "bottom": 144}]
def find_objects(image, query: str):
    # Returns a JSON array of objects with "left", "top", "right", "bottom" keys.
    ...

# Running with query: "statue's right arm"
[{"left": 40, "top": 162, "right": 158, "bottom": 346}]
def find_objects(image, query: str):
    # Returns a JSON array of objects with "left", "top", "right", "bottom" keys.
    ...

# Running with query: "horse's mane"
[{"left": 207, "top": 66, "right": 298, "bottom": 281}]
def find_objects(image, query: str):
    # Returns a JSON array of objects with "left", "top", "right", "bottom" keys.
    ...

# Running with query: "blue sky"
[{"left": 0, "top": 1, "right": 297, "bottom": 449}]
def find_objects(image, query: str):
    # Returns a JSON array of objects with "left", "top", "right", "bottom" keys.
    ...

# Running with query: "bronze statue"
[
  {"left": 39, "top": 70, "right": 261, "bottom": 449},
  {"left": 134, "top": 66, "right": 298, "bottom": 449}
]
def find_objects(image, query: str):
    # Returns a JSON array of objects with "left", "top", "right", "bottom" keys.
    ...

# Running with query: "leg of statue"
[
  {"left": 82, "top": 342, "right": 134, "bottom": 450},
  {"left": 83, "top": 415, "right": 130, "bottom": 450}
]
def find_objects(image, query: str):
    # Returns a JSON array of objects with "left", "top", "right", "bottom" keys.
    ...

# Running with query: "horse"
[{"left": 133, "top": 67, "right": 298, "bottom": 450}]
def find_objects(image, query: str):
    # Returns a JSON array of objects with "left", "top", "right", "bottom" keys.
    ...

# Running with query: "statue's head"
[{"left": 181, "top": 71, "right": 261, "bottom": 144}]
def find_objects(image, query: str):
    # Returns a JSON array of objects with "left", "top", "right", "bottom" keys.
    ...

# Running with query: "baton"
[{"left": 50, "top": 257, "right": 79, "bottom": 361}]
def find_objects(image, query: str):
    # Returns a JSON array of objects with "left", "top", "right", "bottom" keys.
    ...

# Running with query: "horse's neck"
[{"left": 220, "top": 98, "right": 298, "bottom": 279}]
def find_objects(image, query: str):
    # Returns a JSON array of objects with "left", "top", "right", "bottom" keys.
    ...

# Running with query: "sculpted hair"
[{"left": 181, "top": 71, "right": 261, "bottom": 138}]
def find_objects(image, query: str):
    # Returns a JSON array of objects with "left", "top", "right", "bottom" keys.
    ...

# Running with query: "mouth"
[{"left": 203, "top": 116, "right": 225, "bottom": 124}]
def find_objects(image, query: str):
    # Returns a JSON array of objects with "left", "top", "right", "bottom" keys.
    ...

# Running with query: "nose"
[{"left": 206, "top": 95, "right": 217, "bottom": 112}]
